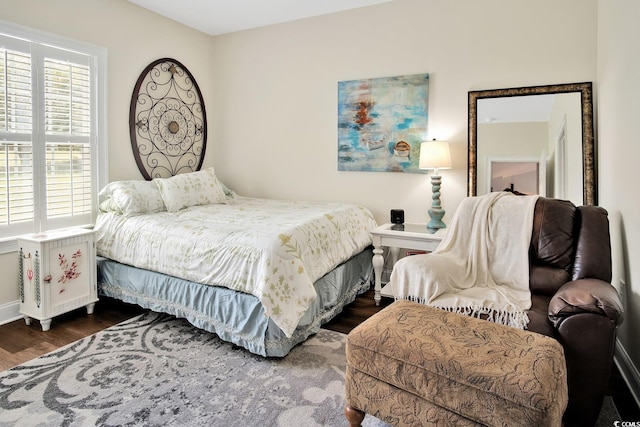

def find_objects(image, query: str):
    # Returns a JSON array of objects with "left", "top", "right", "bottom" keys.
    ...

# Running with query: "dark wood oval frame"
[{"left": 129, "top": 58, "right": 207, "bottom": 180}]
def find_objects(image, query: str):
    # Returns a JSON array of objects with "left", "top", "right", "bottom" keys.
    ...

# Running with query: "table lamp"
[{"left": 419, "top": 140, "right": 452, "bottom": 230}]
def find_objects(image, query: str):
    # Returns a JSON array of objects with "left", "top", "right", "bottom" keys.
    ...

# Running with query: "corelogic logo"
[{"left": 614, "top": 422, "right": 640, "bottom": 427}]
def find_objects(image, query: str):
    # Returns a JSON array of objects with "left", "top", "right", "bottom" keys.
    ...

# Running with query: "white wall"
[
  {"left": 2, "top": 0, "right": 636, "bottom": 403},
  {"left": 548, "top": 92, "right": 583, "bottom": 204},
  {"left": 0, "top": 0, "right": 216, "bottom": 307},
  {"left": 0, "top": 0, "right": 602, "bottom": 340},
  {"left": 6, "top": 0, "right": 637, "bottom": 404},
  {"left": 597, "top": 0, "right": 640, "bottom": 402},
  {"left": 208, "top": 0, "right": 597, "bottom": 225}
]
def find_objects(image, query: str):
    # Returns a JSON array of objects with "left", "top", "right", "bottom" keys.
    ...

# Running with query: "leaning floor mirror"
[{"left": 468, "top": 82, "right": 596, "bottom": 206}]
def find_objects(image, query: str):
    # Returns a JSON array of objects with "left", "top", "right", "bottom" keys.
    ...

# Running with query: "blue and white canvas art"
[{"left": 338, "top": 73, "right": 429, "bottom": 173}]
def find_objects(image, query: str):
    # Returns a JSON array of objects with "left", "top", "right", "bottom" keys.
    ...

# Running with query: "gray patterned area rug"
[
  {"left": 0, "top": 312, "right": 386, "bottom": 427},
  {"left": 0, "top": 312, "right": 621, "bottom": 427}
]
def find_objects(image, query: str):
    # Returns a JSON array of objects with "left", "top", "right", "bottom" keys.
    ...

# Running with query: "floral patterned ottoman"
[{"left": 345, "top": 300, "right": 568, "bottom": 427}]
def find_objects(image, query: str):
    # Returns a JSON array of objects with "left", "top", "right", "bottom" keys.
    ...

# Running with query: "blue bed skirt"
[{"left": 97, "top": 247, "right": 373, "bottom": 357}]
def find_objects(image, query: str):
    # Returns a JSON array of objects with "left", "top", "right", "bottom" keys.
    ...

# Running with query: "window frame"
[{"left": 0, "top": 19, "right": 107, "bottom": 254}]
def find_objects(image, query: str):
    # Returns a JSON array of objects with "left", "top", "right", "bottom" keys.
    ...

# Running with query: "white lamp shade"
[{"left": 419, "top": 141, "right": 452, "bottom": 170}]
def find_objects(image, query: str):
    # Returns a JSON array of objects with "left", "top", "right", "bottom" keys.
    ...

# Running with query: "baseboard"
[
  {"left": 0, "top": 300, "right": 21, "bottom": 326},
  {"left": 615, "top": 338, "right": 640, "bottom": 409}
]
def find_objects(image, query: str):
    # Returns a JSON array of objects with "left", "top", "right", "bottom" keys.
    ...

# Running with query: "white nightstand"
[
  {"left": 18, "top": 228, "right": 98, "bottom": 331},
  {"left": 370, "top": 223, "right": 445, "bottom": 305}
]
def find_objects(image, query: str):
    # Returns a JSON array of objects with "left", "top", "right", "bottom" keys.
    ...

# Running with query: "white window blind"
[
  {"left": 0, "top": 24, "right": 105, "bottom": 243},
  {"left": 43, "top": 58, "right": 92, "bottom": 223},
  {"left": 0, "top": 141, "right": 33, "bottom": 226},
  {"left": 0, "top": 45, "right": 34, "bottom": 236}
]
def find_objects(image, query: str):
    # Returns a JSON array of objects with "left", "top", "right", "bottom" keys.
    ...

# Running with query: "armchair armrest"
[{"left": 548, "top": 278, "right": 624, "bottom": 328}]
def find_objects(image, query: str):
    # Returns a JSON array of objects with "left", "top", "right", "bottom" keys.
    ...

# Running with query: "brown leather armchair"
[{"left": 526, "top": 197, "right": 623, "bottom": 426}]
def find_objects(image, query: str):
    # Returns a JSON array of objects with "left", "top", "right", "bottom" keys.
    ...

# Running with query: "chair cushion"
[
  {"left": 346, "top": 300, "right": 568, "bottom": 427},
  {"left": 530, "top": 264, "right": 571, "bottom": 296},
  {"left": 529, "top": 198, "right": 576, "bottom": 295},
  {"left": 573, "top": 205, "right": 613, "bottom": 282},
  {"left": 527, "top": 294, "right": 555, "bottom": 337}
]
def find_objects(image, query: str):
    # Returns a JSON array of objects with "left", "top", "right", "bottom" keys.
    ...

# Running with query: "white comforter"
[{"left": 95, "top": 195, "right": 377, "bottom": 337}]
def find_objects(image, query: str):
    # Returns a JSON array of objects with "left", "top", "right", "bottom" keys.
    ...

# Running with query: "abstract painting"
[{"left": 338, "top": 73, "right": 429, "bottom": 173}]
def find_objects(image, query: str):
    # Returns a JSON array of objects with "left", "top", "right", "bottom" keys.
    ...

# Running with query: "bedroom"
[{"left": 0, "top": 0, "right": 638, "bottom": 423}]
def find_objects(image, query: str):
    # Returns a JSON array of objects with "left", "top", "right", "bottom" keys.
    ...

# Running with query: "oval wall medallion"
[{"left": 129, "top": 58, "right": 207, "bottom": 179}]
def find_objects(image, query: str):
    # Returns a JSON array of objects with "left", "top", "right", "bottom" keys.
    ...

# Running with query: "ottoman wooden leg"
[{"left": 345, "top": 404, "right": 365, "bottom": 427}]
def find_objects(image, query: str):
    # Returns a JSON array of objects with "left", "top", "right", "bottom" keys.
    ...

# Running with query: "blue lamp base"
[
  {"left": 427, "top": 175, "right": 446, "bottom": 230},
  {"left": 427, "top": 209, "right": 446, "bottom": 230}
]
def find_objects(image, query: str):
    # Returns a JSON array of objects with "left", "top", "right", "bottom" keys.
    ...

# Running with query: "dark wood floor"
[
  {"left": 0, "top": 298, "right": 145, "bottom": 372},
  {"left": 1, "top": 289, "right": 638, "bottom": 421}
]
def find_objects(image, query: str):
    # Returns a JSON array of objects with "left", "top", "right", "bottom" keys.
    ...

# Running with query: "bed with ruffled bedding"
[{"left": 95, "top": 168, "right": 378, "bottom": 356}]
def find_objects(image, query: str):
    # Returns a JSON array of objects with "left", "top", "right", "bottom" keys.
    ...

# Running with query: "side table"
[
  {"left": 18, "top": 228, "right": 98, "bottom": 331},
  {"left": 370, "top": 223, "right": 445, "bottom": 305}
]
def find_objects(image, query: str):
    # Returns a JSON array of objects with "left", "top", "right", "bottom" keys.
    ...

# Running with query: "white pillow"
[
  {"left": 154, "top": 167, "right": 227, "bottom": 212},
  {"left": 99, "top": 180, "right": 166, "bottom": 216}
]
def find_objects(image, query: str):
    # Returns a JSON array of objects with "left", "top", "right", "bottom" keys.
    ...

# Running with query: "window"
[{"left": 0, "top": 21, "right": 106, "bottom": 249}]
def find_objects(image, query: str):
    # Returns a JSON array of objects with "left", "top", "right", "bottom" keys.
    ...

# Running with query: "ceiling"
[
  {"left": 478, "top": 94, "right": 557, "bottom": 124},
  {"left": 128, "top": 0, "right": 393, "bottom": 36}
]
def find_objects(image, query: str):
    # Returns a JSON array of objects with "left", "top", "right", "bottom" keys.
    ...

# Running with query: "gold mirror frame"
[{"left": 468, "top": 82, "right": 596, "bottom": 205}]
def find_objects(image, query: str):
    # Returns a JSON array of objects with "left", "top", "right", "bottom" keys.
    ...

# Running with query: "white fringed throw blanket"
[{"left": 387, "top": 192, "right": 539, "bottom": 329}]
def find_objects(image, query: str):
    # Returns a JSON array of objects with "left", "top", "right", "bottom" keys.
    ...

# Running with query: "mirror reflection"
[
  {"left": 478, "top": 93, "right": 581, "bottom": 200},
  {"left": 468, "top": 83, "right": 596, "bottom": 206},
  {"left": 489, "top": 161, "right": 541, "bottom": 195}
]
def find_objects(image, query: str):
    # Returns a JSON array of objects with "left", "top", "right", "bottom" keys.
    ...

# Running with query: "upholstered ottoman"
[{"left": 344, "top": 300, "right": 568, "bottom": 427}]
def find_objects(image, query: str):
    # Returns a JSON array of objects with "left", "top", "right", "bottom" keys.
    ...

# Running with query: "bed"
[{"left": 94, "top": 168, "right": 378, "bottom": 357}]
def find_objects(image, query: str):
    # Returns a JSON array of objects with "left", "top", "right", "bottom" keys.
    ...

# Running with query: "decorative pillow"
[
  {"left": 154, "top": 167, "right": 227, "bottom": 212},
  {"left": 221, "top": 182, "right": 235, "bottom": 197},
  {"left": 98, "top": 197, "right": 121, "bottom": 214},
  {"left": 99, "top": 180, "right": 166, "bottom": 216}
]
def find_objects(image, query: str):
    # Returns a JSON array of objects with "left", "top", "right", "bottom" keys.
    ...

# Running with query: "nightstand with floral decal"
[{"left": 18, "top": 228, "right": 98, "bottom": 331}]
